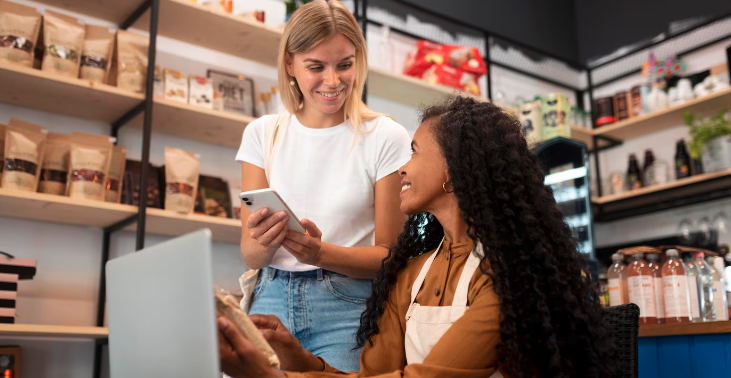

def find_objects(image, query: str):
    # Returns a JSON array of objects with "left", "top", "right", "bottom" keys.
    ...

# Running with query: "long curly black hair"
[{"left": 356, "top": 96, "right": 612, "bottom": 377}]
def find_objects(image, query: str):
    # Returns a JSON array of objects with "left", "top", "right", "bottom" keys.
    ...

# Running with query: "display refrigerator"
[{"left": 534, "top": 137, "right": 595, "bottom": 260}]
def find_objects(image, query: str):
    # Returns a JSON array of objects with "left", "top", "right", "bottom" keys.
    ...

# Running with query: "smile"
[
  {"left": 317, "top": 89, "right": 343, "bottom": 99},
  {"left": 401, "top": 184, "right": 411, "bottom": 193}
]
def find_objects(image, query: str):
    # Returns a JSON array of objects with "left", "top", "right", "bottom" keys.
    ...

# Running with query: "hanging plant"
[{"left": 684, "top": 108, "right": 731, "bottom": 160}]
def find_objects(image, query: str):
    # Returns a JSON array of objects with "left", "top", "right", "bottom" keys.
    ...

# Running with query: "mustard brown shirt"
[{"left": 286, "top": 239, "right": 505, "bottom": 378}]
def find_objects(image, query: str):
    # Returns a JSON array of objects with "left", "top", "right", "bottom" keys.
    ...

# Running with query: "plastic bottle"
[
  {"left": 662, "top": 249, "right": 691, "bottom": 323},
  {"left": 708, "top": 256, "right": 729, "bottom": 321},
  {"left": 627, "top": 252, "right": 657, "bottom": 324},
  {"left": 693, "top": 252, "right": 716, "bottom": 321},
  {"left": 646, "top": 253, "right": 665, "bottom": 323},
  {"left": 682, "top": 253, "right": 703, "bottom": 322},
  {"left": 607, "top": 253, "right": 629, "bottom": 306}
]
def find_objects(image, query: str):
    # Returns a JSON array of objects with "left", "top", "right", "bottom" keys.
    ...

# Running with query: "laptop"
[{"left": 106, "top": 229, "right": 220, "bottom": 378}]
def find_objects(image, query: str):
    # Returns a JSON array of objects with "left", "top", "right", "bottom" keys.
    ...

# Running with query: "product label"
[
  {"left": 688, "top": 278, "right": 701, "bottom": 318},
  {"left": 662, "top": 275, "right": 690, "bottom": 318},
  {"left": 713, "top": 280, "right": 729, "bottom": 321},
  {"left": 654, "top": 277, "right": 665, "bottom": 319},
  {"left": 608, "top": 278, "right": 623, "bottom": 306},
  {"left": 628, "top": 275, "right": 657, "bottom": 318}
]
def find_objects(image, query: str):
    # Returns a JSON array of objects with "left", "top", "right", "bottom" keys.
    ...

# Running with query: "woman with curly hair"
[{"left": 218, "top": 96, "right": 613, "bottom": 378}]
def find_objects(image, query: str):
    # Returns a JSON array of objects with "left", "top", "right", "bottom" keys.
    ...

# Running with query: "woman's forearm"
[{"left": 316, "top": 243, "right": 390, "bottom": 279}]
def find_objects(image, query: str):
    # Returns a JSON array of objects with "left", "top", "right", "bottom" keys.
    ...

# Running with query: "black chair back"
[{"left": 603, "top": 303, "right": 640, "bottom": 378}]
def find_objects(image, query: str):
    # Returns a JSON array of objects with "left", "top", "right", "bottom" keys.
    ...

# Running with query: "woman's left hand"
[
  {"left": 218, "top": 317, "right": 285, "bottom": 378},
  {"left": 282, "top": 219, "right": 323, "bottom": 266}
]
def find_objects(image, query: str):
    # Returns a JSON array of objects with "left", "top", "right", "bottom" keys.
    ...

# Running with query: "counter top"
[{"left": 639, "top": 320, "right": 731, "bottom": 337}]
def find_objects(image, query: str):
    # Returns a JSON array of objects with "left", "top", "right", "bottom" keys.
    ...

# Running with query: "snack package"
[
  {"left": 208, "top": 70, "right": 255, "bottom": 116},
  {"left": 42, "top": 10, "right": 85, "bottom": 78},
  {"left": 214, "top": 287, "right": 280, "bottom": 369},
  {"left": 163, "top": 68, "right": 188, "bottom": 104},
  {"left": 121, "top": 159, "right": 161, "bottom": 208},
  {"left": 540, "top": 93, "right": 571, "bottom": 140},
  {"left": 164, "top": 147, "right": 199, "bottom": 214},
  {"left": 0, "top": 0, "right": 41, "bottom": 67},
  {"left": 195, "top": 175, "right": 232, "bottom": 218},
  {"left": 189, "top": 75, "right": 213, "bottom": 109},
  {"left": 69, "top": 132, "right": 113, "bottom": 201},
  {"left": 0, "top": 123, "right": 5, "bottom": 175},
  {"left": 403, "top": 40, "right": 443, "bottom": 78},
  {"left": 105, "top": 145, "right": 126, "bottom": 203},
  {"left": 116, "top": 30, "right": 149, "bottom": 93},
  {"left": 441, "top": 44, "right": 486, "bottom": 76},
  {"left": 423, "top": 64, "right": 481, "bottom": 96},
  {"left": 79, "top": 25, "right": 115, "bottom": 83},
  {"left": 38, "top": 132, "right": 71, "bottom": 196},
  {"left": 2, "top": 118, "right": 47, "bottom": 192}
]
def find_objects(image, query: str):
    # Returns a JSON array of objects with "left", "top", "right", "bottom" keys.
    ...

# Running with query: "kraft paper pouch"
[
  {"left": 38, "top": 132, "right": 71, "bottom": 196},
  {"left": 69, "top": 132, "right": 113, "bottom": 201},
  {"left": 104, "top": 145, "right": 126, "bottom": 203},
  {"left": 2, "top": 119, "right": 47, "bottom": 191},
  {"left": 42, "top": 10, "right": 85, "bottom": 78},
  {"left": 164, "top": 147, "right": 199, "bottom": 214},
  {"left": 79, "top": 25, "right": 114, "bottom": 83},
  {"left": 0, "top": 1, "right": 41, "bottom": 67},
  {"left": 116, "top": 30, "right": 148, "bottom": 93}
]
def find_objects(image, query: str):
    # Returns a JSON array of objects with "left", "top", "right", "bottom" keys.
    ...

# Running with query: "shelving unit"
[
  {"left": 592, "top": 167, "right": 731, "bottom": 221},
  {"left": 640, "top": 320, "right": 731, "bottom": 338},
  {"left": 0, "top": 324, "right": 108, "bottom": 340},
  {"left": 0, "top": 189, "right": 241, "bottom": 243},
  {"left": 593, "top": 88, "right": 731, "bottom": 141}
]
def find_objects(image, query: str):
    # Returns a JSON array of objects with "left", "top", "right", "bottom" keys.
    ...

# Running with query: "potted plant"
[{"left": 684, "top": 108, "right": 731, "bottom": 172}]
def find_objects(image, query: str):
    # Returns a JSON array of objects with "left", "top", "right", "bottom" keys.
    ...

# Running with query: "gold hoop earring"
[{"left": 443, "top": 181, "right": 453, "bottom": 193}]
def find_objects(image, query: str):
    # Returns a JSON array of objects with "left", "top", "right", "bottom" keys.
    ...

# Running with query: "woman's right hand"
[
  {"left": 251, "top": 314, "right": 325, "bottom": 373},
  {"left": 246, "top": 208, "right": 291, "bottom": 252}
]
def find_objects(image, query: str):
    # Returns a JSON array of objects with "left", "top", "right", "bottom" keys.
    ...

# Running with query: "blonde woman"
[{"left": 235, "top": 1, "right": 411, "bottom": 372}]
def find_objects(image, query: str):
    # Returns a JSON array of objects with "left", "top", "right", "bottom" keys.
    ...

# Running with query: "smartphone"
[{"left": 240, "top": 189, "right": 306, "bottom": 233}]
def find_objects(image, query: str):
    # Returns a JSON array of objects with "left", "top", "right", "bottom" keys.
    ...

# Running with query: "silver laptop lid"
[{"left": 106, "top": 229, "right": 219, "bottom": 378}]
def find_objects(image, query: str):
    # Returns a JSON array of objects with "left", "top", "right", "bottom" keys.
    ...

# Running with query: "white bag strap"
[{"left": 263, "top": 113, "right": 291, "bottom": 185}]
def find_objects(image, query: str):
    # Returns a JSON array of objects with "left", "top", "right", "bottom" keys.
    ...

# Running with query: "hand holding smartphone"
[{"left": 240, "top": 189, "right": 306, "bottom": 233}]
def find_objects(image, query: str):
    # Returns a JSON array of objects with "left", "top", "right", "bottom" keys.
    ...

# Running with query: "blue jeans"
[{"left": 249, "top": 267, "right": 372, "bottom": 372}]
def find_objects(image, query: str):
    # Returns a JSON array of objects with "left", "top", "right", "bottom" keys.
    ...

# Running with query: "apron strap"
[
  {"left": 451, "top": 242, "right": 484, "bottom": 307},
  {"left": 409, "top": 238, "right": 445, "bottom": 305}
]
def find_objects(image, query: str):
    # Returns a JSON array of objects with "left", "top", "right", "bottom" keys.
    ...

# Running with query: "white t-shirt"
[{"left": 236, "top": 114, "right": 411, "bottom": 272}]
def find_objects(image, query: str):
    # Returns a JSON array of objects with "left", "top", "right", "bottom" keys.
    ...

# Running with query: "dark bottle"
[
  {"left": 627, "top": 154, "right": 642, "bottom": 191},
  {"left": 675, "top": 139, "right": 692, "bottom": 180},
  {"left": 642, "top": 149, "right": 656, "bottom": 186}
]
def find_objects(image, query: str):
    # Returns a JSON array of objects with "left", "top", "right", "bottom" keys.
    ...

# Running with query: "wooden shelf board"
[
  {"left": 134, "top": 0, "right": 282, "bottom": 66},
  {"left": 569, "top": 126, "right": 594, "bottom": 148},
  {"left": 640, "top": 320, "right": 731, "bottom": 338},
  {"left": 125, "top": 208, "right": 242, "bottom": 244},
  {"left": 593, "top": 88, "right": 731, "bottom": 141},
  {"left": 128, "top": 98, "right": 255, "bottom": 148},
  {"left": 30, "top": 0, "right": 138, "bottom": 25},
  {"left": 0, "top": 189, "right": 137, "bottom": 228},
  {"left": 367, "top": 67, "right": 488, "bottom": 108},
  {"left": 592, "top": 167, "right": 731, "bottom": 205},
  {"left": 0, "top": 324, "right": 108, "bottom": 339},
  {"left": 0, "top": 62, "right": 142, "bottom": 123}
]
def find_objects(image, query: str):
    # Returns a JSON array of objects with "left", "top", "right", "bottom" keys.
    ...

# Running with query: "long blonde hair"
[{"left": 278, "top": 0, "right": 383, "bottom": 137}]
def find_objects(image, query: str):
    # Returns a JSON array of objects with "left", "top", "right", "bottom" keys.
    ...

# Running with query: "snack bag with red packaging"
[
  {"left": 423, "top": 64, "right": 481, "bottom": 96},
  {"left": 403, "top": 40, "right": 444, "bottom": 78},
  {"left": 441, "top": 45, "right": 487, "bottom": 76}
]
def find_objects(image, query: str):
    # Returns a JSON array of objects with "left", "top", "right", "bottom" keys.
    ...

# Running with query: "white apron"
[{"left": 404, "top": 239, "right": 503, "bottom": 378}]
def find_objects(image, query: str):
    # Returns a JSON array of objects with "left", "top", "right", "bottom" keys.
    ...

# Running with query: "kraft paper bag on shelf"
[
  {"left": 0, "top": 123, "right": 5, "bottom": 175},
  {"left": 0, "top": 1, "right": 41, "bottom": 67},
  {"left": 69, "top": 132, "right": 113, "bottom": 201},
  {"left": 164, "top": 147, "right": 200, "bottom": 214},
  {"left": 79, "top": 24, "right": 115, "bottom": 83},
  {"left": 37, "top": 132, "right": 71, "bottom": 196},
  {"left": 42, "top": 10, "right": 85, "bottom": 78},
  {"left": 105, "top": 145, "right": 126, "bottom": 203},
  {"left": 116, "top": 30, "right": 148, "bottom": 93},
  {"left": 2, "top": 119, "right": 47, "bottom": 192}
]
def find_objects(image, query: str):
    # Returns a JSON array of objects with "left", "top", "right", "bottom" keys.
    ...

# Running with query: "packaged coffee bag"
[
  {"left": 121, "top": 159, "right": 161, "bottom": 208},
  {"left": 42, "top": 10, "right": 85, "bottom": 78},
  {"left": 0, "top": 123, "right": 5, "bottom": 175},
  {"left": 2, "top": 118, "right": 47, "bottom": 191},
  {"left": 164, "top": 147, "right": 199, "bottom": 214},
  {"left": 69, "top": 132, "right": 113, "bottom": 201},
  {"left": 105, "top": 145, "right": 126, "bottom": 203},
  {"left": 0, "top": 1, "right": 41, "bottom": 67},
  {"left": 116, "top": 30, "right": 148, "bottom": 93},
  {"left": 79, "top": 25, "right": 114, "bottom": 83},
  {"left": 38, "top": 132, "right": 71, "bottom": 196}
]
